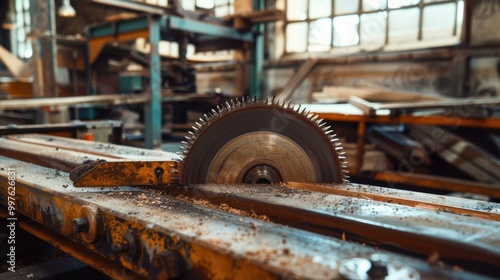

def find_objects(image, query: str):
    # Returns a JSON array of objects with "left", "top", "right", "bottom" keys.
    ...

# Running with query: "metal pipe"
[{"left": 29, "top": 0, "right": 58, "bottom": 98}]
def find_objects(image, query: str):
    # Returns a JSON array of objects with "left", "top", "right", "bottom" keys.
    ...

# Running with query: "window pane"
[
  {"left": 24, "top": 11, "right": 30, "bottom": 26},
  {"left": 16, "top": 13, "right": 23, "bottom": 26},
  {"left": 23, "top": 0, "right": 29, "bottom": 10},
  {"left": 388, "top": 8, "right": 419, "bottom": 44},
  {"left": 363, "top": 0, "right": 387, "bottom": 12},
  {"left": 215, "top": 0, "right": 228, "bottom": 5},
  {"left": 424, "top": 0, "right": 447, "bottom": 3},
  {"left": 287, "top": 0, "right": 307, "bottom": 20},
  {"left": 15, "top": 0, "right": 23, "bottom": 12},
  {"left": 333, "top": 14, "right": 360, "bottom": 46},
  {"left": 422, "top": 3, "right": 456, "bottom": 40},
  {"left": 182, "top": 0, "right": 196, "bottom": 11},
  {"left": 335, "top": 0, "right": 359, "bottom": 15},
  {"left": 215, "top": 6, "right": 229, "bottom": 17},
  {"left": 24, "top": 43, "right": 32, "bottom": 58},
  {"left": 17, "top": 28, "right": 25, "bottom": 39},
  {"left": 309, "top": 0, "right": 331, "bottom": 18},
  {"left": 388, "top": 0, "right": 419, "bottom": 9},
  {"left": 360, "top": 12, "right": 387, "bottom": 46},
  {"left": 196, "top": 0, "right": 214, "bottom": 9},
  {"left": 286, "top": 22, "right": 308, "bottom": 52},
  {"left": 456, "top": 0, "right": 464, "bottom": 35},
  {"left": 309, "top": 18, "right": 332, "bottom": 51}
]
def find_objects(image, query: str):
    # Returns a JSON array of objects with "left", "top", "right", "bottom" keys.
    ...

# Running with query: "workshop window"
[
  {"left": 11, "top": 0, "right": 32, "bottom": 59},
  {"left": 182, "top": 0, "right": 235, "bottom": 17},
  {"left": 284, "top": 0, "right": 464, "bottom": 54}
]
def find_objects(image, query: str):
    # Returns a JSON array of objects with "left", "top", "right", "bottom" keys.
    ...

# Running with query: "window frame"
[
  {"left": 11, "top": 0, "right": 32, "bottom": 59},
  {"left": 283, "top": 0, "right": 463, "bottom": 55}
]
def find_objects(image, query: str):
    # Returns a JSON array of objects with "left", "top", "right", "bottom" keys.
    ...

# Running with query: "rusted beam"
[
  {"left": 5, "top": 134, "right": 179, "bottom": 161},
  {"left": 285, "top": 182, "right": 500, "bottom": 221},
  {"left": 164, "top": 183, "right": 500, "bottom": 275},
  {"left": 1, "top": 157, "right": 480, "bottom": 279},
  {"left": 373, "top": 171, "right": 500, "bottom": 198}
]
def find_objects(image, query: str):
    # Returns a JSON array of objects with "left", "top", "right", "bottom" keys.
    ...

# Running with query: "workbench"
[{"left": 309, "top": 103, "right": 500, "bottom": 197}]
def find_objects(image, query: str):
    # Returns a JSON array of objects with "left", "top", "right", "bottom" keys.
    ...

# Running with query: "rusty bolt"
[
  {"left": 111, "top": 242, "right": 129, "bottom": 253},
  {"left": 76, "top": 205, "right": 103, "bottom": 243},
  {"left": 72, "top": 218, "right": 89, "bottom": 233},
  {"left": 155, "top": 167, "right": 164, "bottom": 185},
  {"left": 112, "top": 232, "right": 140, "bottom": 260}
]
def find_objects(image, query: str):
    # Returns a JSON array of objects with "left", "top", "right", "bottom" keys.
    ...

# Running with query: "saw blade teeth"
[{"left": 182, "top": 96, "right": 349, "bottom": 185}]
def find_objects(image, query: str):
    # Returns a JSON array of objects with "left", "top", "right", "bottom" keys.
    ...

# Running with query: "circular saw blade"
[{"left": 180, "top": 98, "right": 348, "bottom": 185}]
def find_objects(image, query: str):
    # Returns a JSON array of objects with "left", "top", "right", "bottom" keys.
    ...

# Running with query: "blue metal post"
[
  {"left": 145, "top": 15, "right": 162, "bottom": 149},
  {"left": 249, "top": 0, "right": 264, "bottom": 99}
]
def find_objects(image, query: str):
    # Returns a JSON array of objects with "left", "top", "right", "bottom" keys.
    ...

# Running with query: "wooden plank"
[
  {"left": 349, "top": 95, "right": 500, "bottom": 114},
  {"left": 277, "top": 58, "right": 317, "bottom": 101},
  {"left": 0, "top": 93, "right": 217, "bottom": 110},
  {"left": 0, "top": 44, "right": 32, "bottom": 81},
  {"left": 372, "top": 172, "right": 500, "bottom": 198},
  {"left": 409, "top": 125, "right": 500, "bottom": 183}
]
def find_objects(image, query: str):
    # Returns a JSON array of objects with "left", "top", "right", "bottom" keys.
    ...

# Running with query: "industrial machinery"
[{"left": 0, "top": 98, "right": 499, "bottom": 279}]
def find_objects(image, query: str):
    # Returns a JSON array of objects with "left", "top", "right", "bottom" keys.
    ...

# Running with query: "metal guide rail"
[{"left": 0, "top": 134, "right": 499, "bottom": 279}]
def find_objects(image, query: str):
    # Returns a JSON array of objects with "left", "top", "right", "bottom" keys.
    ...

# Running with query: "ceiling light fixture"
[{"left": 58, "top": 0, "right": 76, "bottom": 17}]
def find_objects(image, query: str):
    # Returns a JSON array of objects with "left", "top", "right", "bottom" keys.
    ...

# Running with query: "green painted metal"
[
  {"left": 87, "top": 15, "right": 149, "bottom": 38},
  {"left": 164, "top": 15, "right": 253, "bottom": 42},
  {"left": 145, "top": 15, "right": 162, "bottom": 149},
  {"left": 249, "top": 0, "right": 265, "bottom": 99},
  {"left": 85, "top": 12, "right": 255, "bottom": 148}
]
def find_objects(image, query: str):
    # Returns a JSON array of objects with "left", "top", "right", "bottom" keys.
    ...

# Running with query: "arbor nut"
[
  {"left": 367, "top": 253, "right": 389, "bottom": 277},
  {"left": 75, "top": 205, "right": 103, "bottom": 243}
]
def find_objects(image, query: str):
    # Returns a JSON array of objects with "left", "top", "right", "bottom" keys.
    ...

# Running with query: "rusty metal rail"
[{"left": 0, "top": 134, "right": 499, "bottom": 279}]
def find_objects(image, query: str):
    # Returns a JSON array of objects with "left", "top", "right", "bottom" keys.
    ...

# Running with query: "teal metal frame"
[
  {"left": 86, "top": 13, "right": 261, "bottom": 149},
  {"left": 249, "top": 0, "right": 264, "bottom": 100}
]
